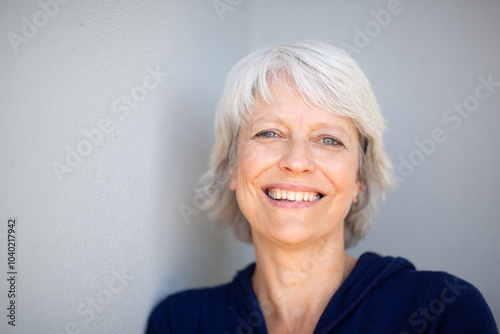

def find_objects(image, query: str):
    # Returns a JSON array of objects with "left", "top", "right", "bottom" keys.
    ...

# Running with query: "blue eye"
[
  {"left": 256, "top": 130, "right": 278, "bottom": 138},
  {"left": 322, "top": 137, "right": 338, "bottom": 145}
]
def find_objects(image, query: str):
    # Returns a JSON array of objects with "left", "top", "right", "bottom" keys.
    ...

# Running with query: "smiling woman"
[{"left": 146, "top": 41, "right": 498, "bottom": 334}]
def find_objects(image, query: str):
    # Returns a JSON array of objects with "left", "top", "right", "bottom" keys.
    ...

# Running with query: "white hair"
[{"left": 197, "top": 40, "right": 394, "bottom": 248}]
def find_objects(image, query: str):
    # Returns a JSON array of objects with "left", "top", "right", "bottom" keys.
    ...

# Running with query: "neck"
[{"left": 251, "top": 233, "right": 357, "bottom": 332}]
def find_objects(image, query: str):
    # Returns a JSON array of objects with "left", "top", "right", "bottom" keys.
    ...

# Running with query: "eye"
[
  {"left": 321, "top": 137, "right": 343, "bottom": 147},
  {"left": 255, "top": 130, "right": 279, "bottom": 138}
]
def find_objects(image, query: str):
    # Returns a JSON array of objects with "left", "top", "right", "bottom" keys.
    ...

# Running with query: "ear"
[
  {"left": 352, "top": 181, "right": 362, "bottom": 203},
  {"left": 229, "top": 171, "right": 237, "bottom": 191}
]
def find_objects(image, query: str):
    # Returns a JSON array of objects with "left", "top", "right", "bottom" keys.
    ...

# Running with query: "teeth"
[{"left": 267, "top": 188, "right": 322, "bottom": 202}]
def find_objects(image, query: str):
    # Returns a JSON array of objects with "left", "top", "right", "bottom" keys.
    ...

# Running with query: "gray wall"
[{"left": 0, "top": 0, "right": 498, "bottom": 333}]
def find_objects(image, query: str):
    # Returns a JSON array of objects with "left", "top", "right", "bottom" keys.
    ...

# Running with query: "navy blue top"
[{"left": 146, "top": 252, "right": 498, "bottom": 333}]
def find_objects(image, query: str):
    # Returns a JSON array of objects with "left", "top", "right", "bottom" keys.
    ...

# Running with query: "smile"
[{"left": 266, "top": 188, "right": 324, "bottom": 202}]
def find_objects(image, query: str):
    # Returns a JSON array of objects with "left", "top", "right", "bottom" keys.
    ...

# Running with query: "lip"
[{"left": 262, "top": 183, "right": 324, "bottom": 209}]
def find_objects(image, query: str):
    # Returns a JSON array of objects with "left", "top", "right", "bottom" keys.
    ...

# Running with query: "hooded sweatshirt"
[{"left": 146, "top": 252, "right": 498, "bottom": 333}]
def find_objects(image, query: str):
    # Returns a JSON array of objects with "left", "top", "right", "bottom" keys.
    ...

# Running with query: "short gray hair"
[{"left": 198, "top": 40, "right": 394, "bottom": 248}]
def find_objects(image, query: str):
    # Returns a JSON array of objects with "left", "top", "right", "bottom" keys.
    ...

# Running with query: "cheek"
[
  {"left": 317, "top": 153, "right": 359, "bottom": 191},
  {"left": 235, "top": 143, "right": 278, "bottom": 185}
]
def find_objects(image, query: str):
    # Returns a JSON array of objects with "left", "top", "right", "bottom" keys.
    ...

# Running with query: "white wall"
[{"left": 0, "top": 0, "right": 498, "bottom": 333}]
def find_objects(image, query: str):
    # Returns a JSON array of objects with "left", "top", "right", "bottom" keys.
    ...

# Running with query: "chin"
[{"left": 257, "top": 221, "right": 335, "bottom": 247}]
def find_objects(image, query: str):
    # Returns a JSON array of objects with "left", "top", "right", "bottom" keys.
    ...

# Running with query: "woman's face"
[{"left": 230, "top": 84, "right": 361, "bottom": 247}]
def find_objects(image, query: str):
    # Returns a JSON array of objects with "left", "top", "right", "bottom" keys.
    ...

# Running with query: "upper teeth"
[{"left": 267, "top": 188, "right": 321, "bottom": 202}]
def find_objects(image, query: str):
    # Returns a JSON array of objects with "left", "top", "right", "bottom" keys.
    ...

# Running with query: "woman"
[{"left": 147, "top": 41, "right": 498, "bottom": 333}]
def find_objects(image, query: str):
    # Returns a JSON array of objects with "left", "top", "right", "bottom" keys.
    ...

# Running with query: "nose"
[{"left": 279, "top": 138, "right": 316, "bottom": 174}]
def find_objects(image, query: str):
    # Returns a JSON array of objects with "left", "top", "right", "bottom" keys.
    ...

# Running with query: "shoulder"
[
  {"left": 381, "top": 266, "right": 485, "bottom": 310},
  {"left": 358, "top": 252, "right": 498, "bottom": 333},
  {"left": 357, "top": 252, "right": 486, "bottom": 301},
  {"left": 145, "top": 263, "right": 256, "bottom": 334},
  {"left": 374, "top": 255, "right": 487, "bottom": 310},
  {"left": 397, "top": 270, "right": 497, "bottom": 333},
  {"left": 145, "top": 283, "right": 233, "bottom": 334}
]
